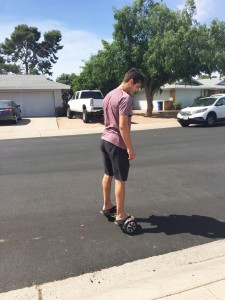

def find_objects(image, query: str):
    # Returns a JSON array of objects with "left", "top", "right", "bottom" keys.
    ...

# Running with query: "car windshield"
[
  {"left": 191, "top": 97, "right": 217, "bottom": 107},
  {"left": 0, "top": 100, "right": 11, "bottom": 108},
  {"left": 80, "top": 91, "right": 103, "bottom": 99}
]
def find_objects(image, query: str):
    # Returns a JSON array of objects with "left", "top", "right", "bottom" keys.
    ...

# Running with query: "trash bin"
[{"left": 157, "top": 101, "right": 163, "bottom": 111}]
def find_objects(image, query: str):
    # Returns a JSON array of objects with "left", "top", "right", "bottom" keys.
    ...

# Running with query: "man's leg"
[
  {"left": 115, "top": 179, "right": 135, "bottom": 222},
  {"left": 115, "top": 179, "right": 127, "bottom": 220},
  {"left": 102, "top": 174, "right": 114, "bottom": 210}
]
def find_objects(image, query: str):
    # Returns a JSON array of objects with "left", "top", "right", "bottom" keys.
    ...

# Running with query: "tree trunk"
[
  {"left": 25, "top": 62, "right": 29, "bottom": 74},
  {"left": 144, "top": 79, "right": 154, "bottom": 117}
]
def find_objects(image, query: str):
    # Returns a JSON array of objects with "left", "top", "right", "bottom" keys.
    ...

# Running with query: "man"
[{"left": 100, "top": 68, "right": 144, "bottom": 226}]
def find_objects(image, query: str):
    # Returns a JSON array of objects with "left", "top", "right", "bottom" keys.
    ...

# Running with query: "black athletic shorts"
[{"left": 100, "top": 139, "right": 130, "bottom": 181}]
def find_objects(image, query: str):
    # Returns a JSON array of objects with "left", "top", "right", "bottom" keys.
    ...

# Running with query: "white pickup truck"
[{"left": 67, "top": 90, "right": 104, "bottom": 123}]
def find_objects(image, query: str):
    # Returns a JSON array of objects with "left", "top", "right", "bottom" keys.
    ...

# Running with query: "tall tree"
[
  {"left": 69, "top": 0, "right": 201, "bottom": 115},
  {"left": 112, "top": 0, "right": 225, "bottom": 115},
  {"left": 112, "top": 0, "right": 202, "bottom": 116},
  {"left": 0, "top": 24, "right": 63, "bottom": 76},
  {"left": 72, "top": 41, "right": 120, "bottom": 96},
  {"left": 0, "top": 54, "right": 21, "bottom": 74}
]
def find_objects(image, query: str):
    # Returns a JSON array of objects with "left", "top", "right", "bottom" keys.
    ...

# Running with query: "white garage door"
[{"left": 0, "top": 91, "right": 55, "bottom": 117}]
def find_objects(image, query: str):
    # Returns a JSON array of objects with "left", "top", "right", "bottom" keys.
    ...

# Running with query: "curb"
[{"left": 1, "top": 240, "right": 225, "bottom": 300}]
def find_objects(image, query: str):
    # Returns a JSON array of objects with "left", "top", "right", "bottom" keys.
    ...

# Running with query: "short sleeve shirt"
[{"left": 101, "top": 88, "right": 132, "bottom": 149}]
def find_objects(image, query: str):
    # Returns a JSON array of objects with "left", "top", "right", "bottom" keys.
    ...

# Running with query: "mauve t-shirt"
[{"left": 101, "top": 88, "right": 132, "bottom": 149}]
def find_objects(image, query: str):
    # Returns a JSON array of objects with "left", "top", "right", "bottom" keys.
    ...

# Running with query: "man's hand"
[
  {"left": 119, "top": 115, "right": 135, "bottom": 160},
  {"left": 127, "top": 147, "right": 136, "bottom": 160}
]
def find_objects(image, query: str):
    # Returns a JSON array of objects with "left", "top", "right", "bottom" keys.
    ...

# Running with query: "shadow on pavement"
[
  {"left": 134, "top": 214, "right": 225, "bottom": 238},
  {"left": 150, "top": 111, "right": 178, "bottom": 119},
  {"left": 0, "top": 118, "right": 31, "bottom": 126},
  {"left": 189, "top": 122, "right": 225, "bottom": 128}
]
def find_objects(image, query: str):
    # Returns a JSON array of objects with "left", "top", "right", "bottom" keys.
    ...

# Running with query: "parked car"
[
  {"left": 177, "top": 94, "right": 225, "bottom": 127},
  {"left": 67, "top": 90, "right": 104, "bottom": 123},
  {"left": 0, "top": 100, "right": 22, "bottom": 124}
]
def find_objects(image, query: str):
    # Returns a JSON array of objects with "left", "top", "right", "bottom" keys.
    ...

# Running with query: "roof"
[
  {"left": 163, "top": 77, "right": 225, "bottom": 90},
  {"left": 0, "top": 75, "right": 70, "bottom": 90}
]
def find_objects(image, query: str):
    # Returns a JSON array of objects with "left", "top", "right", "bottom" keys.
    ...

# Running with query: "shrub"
[
  {"left": 55, "top": 106, "right": 67, "bottom": 117},
  {"left": 172, "top": 101, "right": 182, "bottom": 110}
]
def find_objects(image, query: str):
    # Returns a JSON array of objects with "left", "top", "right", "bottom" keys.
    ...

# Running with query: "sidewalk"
[
  {"left": 0, "top": 111, "right": 180, "bottom": 140},
  {"left": 1, "top": 111, "right": 224, "bottom": 299},
  {"left": 0, "top": 240, "right": 225, "bottom": 300}
]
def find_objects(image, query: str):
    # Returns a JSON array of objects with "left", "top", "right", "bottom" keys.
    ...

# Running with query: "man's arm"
[{"left": 119, "top": 115, "right": 136, "bottom": 160}]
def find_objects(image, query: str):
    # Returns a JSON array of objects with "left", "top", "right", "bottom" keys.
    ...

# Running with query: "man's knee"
[{"left": 103, "top": 174, "right": 113, "bottom": 182}]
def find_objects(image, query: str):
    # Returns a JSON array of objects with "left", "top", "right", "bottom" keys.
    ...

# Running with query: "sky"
[{"left": 0, "top": 0, "right": 225, "bottom": 80}]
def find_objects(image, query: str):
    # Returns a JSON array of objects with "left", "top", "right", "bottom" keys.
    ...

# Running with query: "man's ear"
[{"left": 129, "top": 79, "right": 134, "bottom": 85}]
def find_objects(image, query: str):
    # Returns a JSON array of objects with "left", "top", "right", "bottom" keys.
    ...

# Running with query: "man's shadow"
[{"left": 134, "top": 214, "right": 225, "bottom": 238}]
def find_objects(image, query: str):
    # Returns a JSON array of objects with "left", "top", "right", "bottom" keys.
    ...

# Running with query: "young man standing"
[{"left": 100, "top": 68, "right": 144, "bottom": 225}]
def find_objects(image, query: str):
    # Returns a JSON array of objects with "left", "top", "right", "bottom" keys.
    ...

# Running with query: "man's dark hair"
[{"left": 123, "top": 68, "right": 144, "bottom": 84}]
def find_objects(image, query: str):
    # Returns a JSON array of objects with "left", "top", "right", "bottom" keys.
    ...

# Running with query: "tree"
[
  {"left": 67, "top": 0, "right": 200, "bottom": 115},
  {"left": 208, "top": 19, "right": 225, "bottom": 76},
  {"left": 112, "top": 0, "right": 225, "bottom": 116},
  {"left": 0, "top": 53, "right": 21, "bottom": 74},
  {"left": 56, "top": 73, "right": 78, "bottom": 104},
  {"left": 0, "top": 55, "right": 6, "bottom": 74},
  {"left": 0, "top": 24, "right": 63, "bottom": 76},
  {"left": 77, "top": 0, "right": 225, "bottom": 116},
  {"left": 112, "top": 0, "right": 203, "bottom": 116},
  {"left": 72, "top": 41, "right": 121, "bottom": 96}
]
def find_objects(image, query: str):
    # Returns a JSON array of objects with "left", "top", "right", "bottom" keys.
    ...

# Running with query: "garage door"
[{"left": 0, "top": 91, "right": 55, "bottom": 117}]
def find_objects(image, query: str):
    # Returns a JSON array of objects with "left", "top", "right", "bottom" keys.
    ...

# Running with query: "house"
[
  {"left": 133, "top": 78, "right": 225, "bottom": 111},
  {"left": 0, "top": 75, "right": 70, "bottom": 117}
]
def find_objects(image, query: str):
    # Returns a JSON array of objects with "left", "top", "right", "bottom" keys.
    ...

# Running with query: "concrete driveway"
[
  {"left": 0, "top": 117, "right": 59, "bottom": 140},
  {"left": 0, "top": 112, "right": 179, "bottom": 140}
]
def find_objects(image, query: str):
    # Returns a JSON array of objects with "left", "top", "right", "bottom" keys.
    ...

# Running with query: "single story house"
[
  {"left": 133, "top": 78, "right": 225, "bottom": 111},
  {"left": 0, "top": 75, "right": 70, "bottom": 117}
]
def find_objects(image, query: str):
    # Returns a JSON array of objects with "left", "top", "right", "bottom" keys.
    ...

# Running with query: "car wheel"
[
  {"left": 179, "top": 121, "right": 189, "bottom": 127},
  {"left": 67, "top": 107, "right": 73, "bottom": 119},
  {"left": 82, "top": 109, "right": 89, "bottom": 123},
  {"left": 206, "top": 113, "right": 216, "bottom": 127}
]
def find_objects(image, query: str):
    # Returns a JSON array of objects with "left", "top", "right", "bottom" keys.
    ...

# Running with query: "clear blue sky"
[{"left": 0, "top": 0, "right": 224, "bottom": 79}]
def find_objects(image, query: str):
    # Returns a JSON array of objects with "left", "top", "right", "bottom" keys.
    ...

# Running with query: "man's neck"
[{"left": 118, "top": 82, "right": 131, "bottom": 95}]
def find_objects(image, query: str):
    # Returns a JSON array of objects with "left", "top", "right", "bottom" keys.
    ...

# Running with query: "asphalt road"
[{"left": 1, "top": 126, "right": 225, "bottom": 292}]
